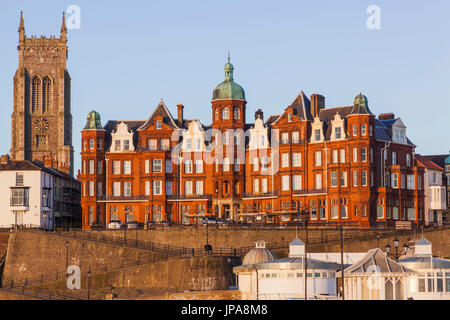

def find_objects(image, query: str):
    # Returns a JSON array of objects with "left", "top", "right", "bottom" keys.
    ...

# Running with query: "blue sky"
[{"left": 1, "top": 1, "right": 450, "bottom": 173}]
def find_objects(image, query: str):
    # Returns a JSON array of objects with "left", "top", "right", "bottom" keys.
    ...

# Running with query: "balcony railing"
[
  {"left": 279, "top": 139, "right": 305, "bottom": 145},
  {"left": 242, "top": 192, "right": 278, "bottom": 199},
  {"left": 10, "top": 198, "right": 29, "bottom": 206},
  {"left": 97, "top": 195, "right": 149, "bottom": 201},
  {"left": 293, "top": 188, "right": 328, "bottom": 195},
  {"left": 166, "top": 194, "right": 212, "bottom": 201},
  {"left": 140, "top": 146, "right": 171, "bottom": 152}
]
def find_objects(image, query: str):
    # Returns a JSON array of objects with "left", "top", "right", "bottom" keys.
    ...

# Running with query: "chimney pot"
[{"left": 177, "top": 103, "right": 184, "bottom": 126}]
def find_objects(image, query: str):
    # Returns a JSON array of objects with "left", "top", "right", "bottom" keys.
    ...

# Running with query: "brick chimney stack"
[
  {"left": 177, "top": 103, "right": 184, "bottom": 126},
  {"left": 43, "top": 153, "right": 53, "bottom": 168},
  {"left": 310, "top": 94, "right": 325, "bottom": 118},
  {"left": 378, "top": 113, "right": 395, "bottom": 120},
  {"left": 0, "top": 154, "right": 10, "bottom": 165}
]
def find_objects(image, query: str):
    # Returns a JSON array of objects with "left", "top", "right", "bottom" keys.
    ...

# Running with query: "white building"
[
  {"left": 416, "top": 154, "right": 447, "bottom": 226},
  {"left": 339, "top": 248, "right": 416, "bottom": 300},
  {"left": 234, "top": 239, "right": 340, "bottom": 300},
  {"left": 398, "top": 237, "right": 450, "bottom": 300},
  {"left": 0, "top": 158, "right": 81, "bottom": 230}
]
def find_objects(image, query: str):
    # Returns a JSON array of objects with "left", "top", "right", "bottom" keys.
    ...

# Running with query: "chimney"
[
  {"left": 0, "top": 154, "right": 10, "bottom": 165},
  {"left": 310, "top": 94, "right": 325, "bottom": 118},
  {"left": 255, "top": 109, "right": 264, "bottom": 121},
  {"left": 177, "top": 103, "right": 184, "bottom": 126},
  {"left": 378, "top": 113, "right": 395, "bottom": 120},
  {"left": 43, "top": 153, "right": 53, "bottom": 168}
]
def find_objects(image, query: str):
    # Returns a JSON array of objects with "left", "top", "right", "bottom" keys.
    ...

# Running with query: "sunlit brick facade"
[{"left": 79, "top": 59, "right": 424, "bottom": 229}]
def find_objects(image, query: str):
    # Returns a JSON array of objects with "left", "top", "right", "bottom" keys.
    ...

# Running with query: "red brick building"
[{"left": 79, "top": 58, "right": 424, "bottom": 229}]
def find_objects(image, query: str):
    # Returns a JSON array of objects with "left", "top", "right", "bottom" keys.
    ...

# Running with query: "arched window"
[
  {"left": 215, "top": 108, "right": 219, "bottom": 121},
  {"left": 223, "top": 107, "right": 230, "bottom": 120},
  {"left": 32, "top": 77, "right": 41, "bottom": 113},
  {"left": 110, "top": 213, "right": 118, "bottom": 221},
  {"left": 126, "top": 213, "right": 134, "bottom": 223},
  {"left": 233, "top": 107, "right": 239, "bottom": 120},
  {"left": 42, "top": 77, "right": 52, "bottom": 113},
  {"left": 224, "top": 181, "right": 230, "bottom": 194}
]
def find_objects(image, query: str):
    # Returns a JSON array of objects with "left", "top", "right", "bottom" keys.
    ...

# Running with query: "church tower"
[{"left": 10, "top": 12, "right": 74, "bottom": 176}]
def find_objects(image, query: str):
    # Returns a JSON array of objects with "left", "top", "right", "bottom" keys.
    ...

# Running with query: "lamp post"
[
  {"left": 393, "top": 238, "right": 399, "bottom": 261},
  {"left": 385, "top": 241, "right": 402, "bottom": 261},
  {"left": 65, "top": 241, "right": 69, "bottom": 275},
  {"left": 402, "top": 244, "right": 409, "bottom": 256},
  {"left": 42, "top": 212, "right": 47, "bottom": 232},
  {"left": 87, "top": 268, "right": 91, "bottom": 300}
]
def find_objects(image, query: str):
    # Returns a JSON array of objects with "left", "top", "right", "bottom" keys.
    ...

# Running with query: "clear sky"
[{"left": 1, "top": 0, "right": 450, "bottom": 174}]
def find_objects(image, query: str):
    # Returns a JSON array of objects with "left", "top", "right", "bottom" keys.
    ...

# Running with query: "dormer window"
[
  {"left": 123, "top": 140, "right": 130, "bottom": 151},
  {"left": 155, "top": 120, "right": 162, "bottom": 129},
  {"left": 287, "top": 113, "right": 292, "bottom": 122},
  {"left": 110, "top": 122, "right": 135, "bottom": 153},
  {"left": 335, "top": 127, "right": 341, "bottom": 139},
  {"left": 315, "top": 129, "right": 321, "bottom": 141},
  {"left": 223, "top": 107, "right": 230, "bottom": 120}
]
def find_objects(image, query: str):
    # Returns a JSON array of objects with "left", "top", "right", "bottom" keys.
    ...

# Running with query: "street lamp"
[
  {"left": 65, "top": 241, "right": 69, "bottom": 274},
  {"left": 403, "top": 244, "right": 409, "bottom": 256},
  {"left": 87, "top": 269, "right": 91, "bottom": 300},
  {"left": 393, "top": 238, "right": 399, "bottom": 260},
  {"left": 385, "top": 244, "right": 391, "bottom": 255}
]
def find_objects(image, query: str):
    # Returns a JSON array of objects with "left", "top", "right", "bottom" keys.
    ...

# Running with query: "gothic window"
[
  {"left": 36, "top": 135, "right": 47, "bottom": 148},
  {"left": 233, "top": 107, "right": 239, "bottom": 120},
  {"left": 223, "top": 107, "right": 230, "bottom": 120},
  {"left": 42, "top": 77, "right": 52, "bottom": 113},
  {"left": 32, "top": 77, "right": 41, "bottom": 113}
]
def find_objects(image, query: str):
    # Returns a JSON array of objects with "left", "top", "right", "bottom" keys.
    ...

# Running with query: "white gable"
[{"left": 109, "top": 122, "right": 135, "bottom": 152}]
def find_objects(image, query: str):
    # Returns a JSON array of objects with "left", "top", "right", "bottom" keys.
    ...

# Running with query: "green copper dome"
[
  {"left": 83, "top": 110, "right": 103, "bottom": 130},
  {"left": 445, "top": 152, "right": 450, "bottom": 165},
  {"left": 212, "top": 56, "right": 245, "bottom": 101},
  {"left": 350, "top": 93, "right": 372, "bottom": 115}
]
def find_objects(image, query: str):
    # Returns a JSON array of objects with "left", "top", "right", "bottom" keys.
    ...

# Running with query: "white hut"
[
  {"left": 340, "top": 248, "right": 416, "bottom": 300},
  {"left": 398, "top": 237, "right": 450, "bottom": 300},
  {"left": 234, "top": 238, "right": 339, "bottom": 300}
]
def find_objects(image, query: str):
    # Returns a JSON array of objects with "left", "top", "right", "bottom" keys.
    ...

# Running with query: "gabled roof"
[
  {"left": 0, "top": 160, "right": 43, "bottom": 171},
  {"left": 138, "top": 100, "right": 179, "bottom": 131},
  {"left": 103, "top": 120, "right": 145, "bottom": 151},
  {"left": 415, "top": 237, "right": 432, "bottom": 246},
  {"left": 424, "top": 155, "right": 448, "bottom": 168},
  {"left": 287, "top": 90, "right": 313, "bottom": 121},
  {"left": 265, "top": 114, "right": 280, "bottom": 126},
  {"left": 0, "top": 160, "right": 79, "bottom": 183},
  {"left": 343, "top": 248, "right": 415, "bottom": 276},
  {"left": 318, "top": 106, "right": 353, "bottom": 122},
  {"left": 416, "top": 154, "right": 444, "bottom": 171},
  {"left": 290, "top": 238, "right": 304, "bottom": 246}
]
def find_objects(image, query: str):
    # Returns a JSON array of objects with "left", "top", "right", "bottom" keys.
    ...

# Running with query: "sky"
[{"left": 1, "top": 0, "right": 450, "bottom": 174}]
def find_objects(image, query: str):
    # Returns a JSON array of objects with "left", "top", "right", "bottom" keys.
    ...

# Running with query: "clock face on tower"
[{"left": 34, "top": 117, "right": 49, "bottom": 132}]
